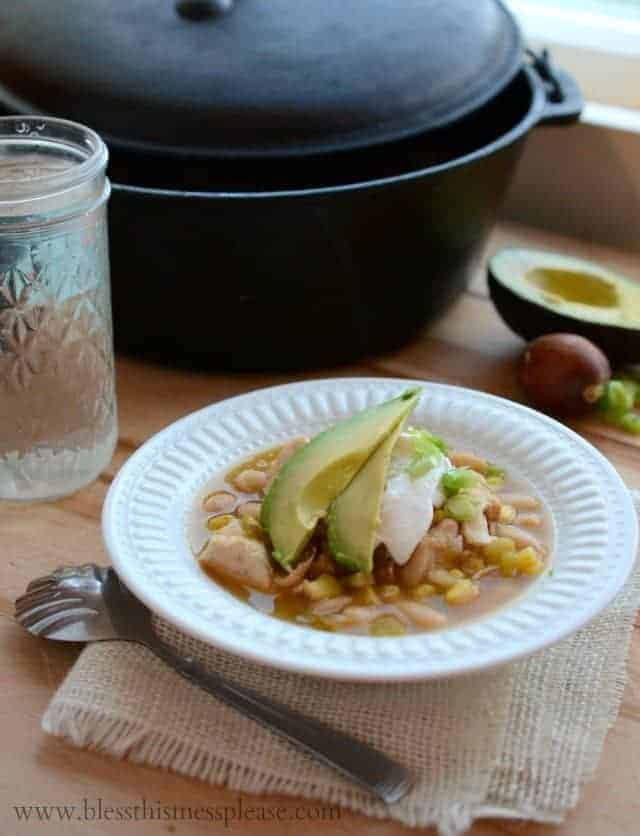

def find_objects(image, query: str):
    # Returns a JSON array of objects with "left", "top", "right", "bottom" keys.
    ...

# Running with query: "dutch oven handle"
[{"left": 528, "top": 48, "right": 583, "bottom": 126}]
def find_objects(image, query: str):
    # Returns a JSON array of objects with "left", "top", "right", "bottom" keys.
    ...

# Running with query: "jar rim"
[{"left": 0, "top": 115, "right": 108, "bottom": 206}]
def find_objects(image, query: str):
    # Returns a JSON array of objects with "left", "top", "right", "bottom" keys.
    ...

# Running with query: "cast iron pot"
[
  {"left": 104, "top": 55, "right": 581, "bottom": 369},
  {"left": 0, "top": 0, "right": 582, "bottom": 369}
]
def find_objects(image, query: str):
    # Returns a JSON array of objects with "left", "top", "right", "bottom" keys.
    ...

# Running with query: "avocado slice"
[
  {"left": 261, "top": 388, "right": 420, "bottom": 569},
  {"left": 488, "top": 248, "right": 640, "bottom": 364},
  {"left": 326, "top": 418, "right": 407, "bottom": 573}
]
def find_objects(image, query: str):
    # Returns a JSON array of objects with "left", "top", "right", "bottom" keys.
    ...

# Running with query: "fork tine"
[
  {"left": 37, "top": 612, "right": 93, "bottom": 638},
  {"left": 15, "top": 587, "right": 71, "bottom": 615},
  {"left": 26, "top": 576, "right": 58, "bottom": 593},
  {"left": 16, "top": 598, "right": 88, "bottom": 631}
]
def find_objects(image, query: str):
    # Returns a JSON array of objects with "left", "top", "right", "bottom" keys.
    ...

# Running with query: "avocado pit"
[{"left": 520, "top": 333, "right": 611, "bottom": 416}]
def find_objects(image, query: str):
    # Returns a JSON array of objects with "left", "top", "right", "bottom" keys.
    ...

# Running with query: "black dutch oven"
[{"left": 0, "top": 0, "right": 582, "bottom": 369}]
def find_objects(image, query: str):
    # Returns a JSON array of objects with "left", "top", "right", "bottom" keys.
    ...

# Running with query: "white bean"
[
  {"left": 309, "top": 595, "right": 352, "bottom": 616},
  {"left": 397, "top": 601, "right": 448, "bottom": 629},
  {"left": 233, "top": 469, "right": 267, "bottom": 493},
  {"left": 202, "top": 490, "right": 236, "bottom": 514},
  {"left": 497, "top": 492, "right": 540, "bottom": 510},
  {"left": 449, "top": 451, "right": 488, "bottom": 474}
]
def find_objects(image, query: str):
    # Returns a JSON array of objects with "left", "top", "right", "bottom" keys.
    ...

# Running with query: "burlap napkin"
[{"left": 42, "top": 494, "right": 640, "bottom": 836}]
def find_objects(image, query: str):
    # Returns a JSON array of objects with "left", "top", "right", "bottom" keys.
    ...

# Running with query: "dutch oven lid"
[{"left": 0, "top": 0, "right": 522, "bottom": 157}]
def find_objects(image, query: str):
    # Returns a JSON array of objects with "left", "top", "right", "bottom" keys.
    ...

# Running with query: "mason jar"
[{"left": 0, "top": 117, "right": 117, "bottom": 501}]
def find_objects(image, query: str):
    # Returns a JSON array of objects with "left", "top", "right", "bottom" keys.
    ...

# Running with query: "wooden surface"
[{"left": 2, "top": 221, "right": 639, "bottom": 835}]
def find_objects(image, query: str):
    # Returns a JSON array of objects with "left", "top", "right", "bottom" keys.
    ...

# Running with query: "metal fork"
[{"left": 15, "top": 564, "right": 413, "bottom": 804}]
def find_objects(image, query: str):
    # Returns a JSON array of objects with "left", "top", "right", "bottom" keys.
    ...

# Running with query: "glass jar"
[{"left": 0, "top": 117, "right": 117, "bottom": 501}]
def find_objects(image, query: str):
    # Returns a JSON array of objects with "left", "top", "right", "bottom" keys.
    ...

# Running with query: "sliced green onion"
[
  {"left": 442, "top": 467, "right": 481, "bottom": 497},
  {"left": 406, "top": 426, "right": 448, "bottom": 453},
  {"left": 486, "top": 462, "right": 505, "bottom": 489},
  {"left": 604, "top": 411, "right": 640, "bottom": 434},
  {"left": 404, "top": 427, "right": 448, "bottom": 478},
  {"left": 598, "top": 380, "right": 636, "bottom": 420},
  {"left": 620, "top": 378, "right": 640, "bottom": 407},
  {"left": 618, "top": 413, "right": 640, "bottom": 434},
  {"left": 444, "top": 493, "right": 480, "bottom": 522}
]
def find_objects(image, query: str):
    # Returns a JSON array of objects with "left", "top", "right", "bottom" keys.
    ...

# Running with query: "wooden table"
[{"left": 2, "top": 222, "right": 639, "bottom": 836}]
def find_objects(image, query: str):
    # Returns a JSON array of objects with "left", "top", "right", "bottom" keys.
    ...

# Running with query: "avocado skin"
[{"left": 488, "top": 270, "right": 638, "bottom": 366}]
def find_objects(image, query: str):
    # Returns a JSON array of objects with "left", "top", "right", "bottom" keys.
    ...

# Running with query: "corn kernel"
[
  {"left": 437, "top": 551, "right": 460, "bottom": 570},
  {"left": 498, "top": 504, "right": 517, "bottom": 524},
  {"left": 369, "top": 616, "right": 407, "bottom": 636},
  {"left": 343, "top": 571, "right": 373, "bottom": 589},
  {"left": 450, "top": 568, "right": 465, "bottom": 579},
  {"left": 427, "top": 568, "right": 458, "bottom": 589},
  {"left": 206, "top": 514, "right": 234, "bottom": 532},
  {"left": 461, "top": 556, "right": 485, "bottom": 576},
  {"left": 500, "top": 552, "right": 520, "bottom": 577},
  {"left": 516, "top": 547, "right": 544, "bottom": 576},
  {"left": 302, "top": 574, "right": 343, "bottom": 600},
  {"left": 445, "top": 579, "right": 480, "bottom": 606},
  {"left": 378, "top": 584, "right": 401, "bottom": 602},
  {"left": 352, "top": 586, "right": 380, "bottom": 606},
  {"left": 411, "top": 583, "right": 436, "bottom": 600},
  {"left": 309, "top": 616, "right": 338, "bottom": 632},
  {"left": 240, "top": 515, "right": 266, "bottom": 541},
  {"left": 483, "top": 537, "right": 516, "bottom": 565}
]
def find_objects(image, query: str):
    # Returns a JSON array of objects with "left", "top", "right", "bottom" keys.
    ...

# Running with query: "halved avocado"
[
  {"left": 326, "top": 418, "right": 407, "bottom": 573},
  {"left": 261, "top": 388, "right": 421, "bottom": 569},
  {"left": 488, "top": 248, "right": 640, "bottom": 364}
]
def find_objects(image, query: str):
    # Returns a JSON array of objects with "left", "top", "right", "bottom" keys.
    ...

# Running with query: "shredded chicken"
[
  {"left": 398, "top": 536, "right": 438, "bottom": 587},
  {"left": 398, "top": 519, "right": 462, "bottom": 587},
  {"left": 273, "top": 555, "right": 314, "bottom": 588},
  {"left": 430, "top": 518, "right": 463, "bottom": 550},
  {"left": 472, "top": 565, "right": 499, "bottom": 580},
  {"left": 200, "top": 534, "right": 273, "bottom": 592},
  {"left": 484, "top": 499, "right": 502, "bottom": 521},
  {"left": 263, "top": 436, "right": 309, "bottom": 491},
  {"left": 463, "top": 512, "right": 492, "bottom": 546},
  {"left": 496, "top": 524, "right": 546, "bottom": 554}
]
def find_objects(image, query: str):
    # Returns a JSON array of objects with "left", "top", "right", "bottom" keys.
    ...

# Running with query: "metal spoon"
[{"left": 15, "top": 564, "right": 413, "bottom": 804}]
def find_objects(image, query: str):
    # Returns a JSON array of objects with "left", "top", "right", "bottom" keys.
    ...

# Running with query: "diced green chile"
[
  {"left": 442, "top": 468, "right": 481, "bottom": 497},
  {"left": 405, "top": 427, "right": 448, "bottom": 479},
  {"left": 599, "top": 380, "right": 636, "bottom": 419},
  {"left": 444, "top": 492, "right": 480, "bottom": 522}
]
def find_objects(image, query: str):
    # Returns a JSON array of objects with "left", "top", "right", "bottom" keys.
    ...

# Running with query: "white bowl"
[{"left": 103, "top": 378, "right": 637, "bottom": 681}]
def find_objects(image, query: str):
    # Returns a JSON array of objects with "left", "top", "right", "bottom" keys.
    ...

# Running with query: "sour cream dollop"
[{"left": 376, "top": 432, "right": 450, "bottom": 565}]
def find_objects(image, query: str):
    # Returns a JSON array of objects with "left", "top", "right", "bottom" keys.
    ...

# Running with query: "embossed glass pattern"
[{"left": 0, "top": 117, "right": 117, "bottom": 501}]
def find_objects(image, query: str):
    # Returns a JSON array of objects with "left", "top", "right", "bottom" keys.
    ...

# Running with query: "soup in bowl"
[{"left": 192, "top": 389, "right": 551, "bottom": 637}]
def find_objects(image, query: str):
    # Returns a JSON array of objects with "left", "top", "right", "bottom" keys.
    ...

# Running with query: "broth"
[{"left": 191, "top": 443, "right": 553, "bottom": 636}]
